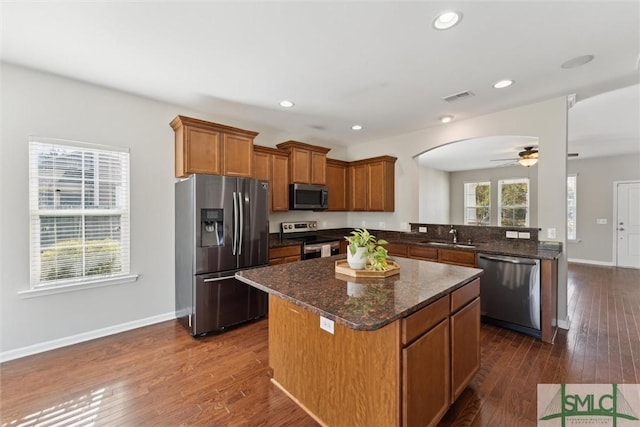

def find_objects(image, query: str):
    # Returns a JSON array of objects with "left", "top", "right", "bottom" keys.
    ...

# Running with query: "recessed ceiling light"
[
  {"left": 351, "top": 124, "right": 363, "bottom": 131},
  {"left": 433, "top": 11, "right": 462, "bottom": 30},
  {"left": 279, "top": 100, "right": 295, "bottom": 108},
  {"left": 561, "top": 55, "right": 594, "bottom": 69},
  {"left": 440, "top": 115, "right": 453, "bottom": 124},
  {"left": 493, "top": 79, "right": 514, "bottom": 89}
]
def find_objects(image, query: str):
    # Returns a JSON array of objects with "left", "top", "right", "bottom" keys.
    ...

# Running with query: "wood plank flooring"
[{"left": 1, "top": 263, "right": 638, "bottom": 426}]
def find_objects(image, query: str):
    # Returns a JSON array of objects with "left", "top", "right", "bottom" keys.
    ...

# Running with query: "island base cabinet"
[
  {"left": 451, "top": 297, "right": 481, "bottom": 401},
  {"left": 403, "top": 319, "right": 450, "bottom": 427},
  {"left": 268, "top": 295, "right": 401, "bottom": 427}
]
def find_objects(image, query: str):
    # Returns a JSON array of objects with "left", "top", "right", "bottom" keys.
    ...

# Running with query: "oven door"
[{"left": 302, "top": 241, "right": 340, "bottom": 260}]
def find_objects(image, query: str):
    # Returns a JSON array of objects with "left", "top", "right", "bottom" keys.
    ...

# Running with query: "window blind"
[{"left": 29, "top": 137, "right": 130, "bottom": 288}]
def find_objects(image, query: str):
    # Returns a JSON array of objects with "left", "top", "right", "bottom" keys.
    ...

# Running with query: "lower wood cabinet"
[
  {"left": 386, "top": 243, "right": 408, "bottom": 257},
  {"left": 406, "top": 244, "right": 476, "bottom": 267},
  {"left": 269, "top": 245, "right": 301, "bottom": 265}
]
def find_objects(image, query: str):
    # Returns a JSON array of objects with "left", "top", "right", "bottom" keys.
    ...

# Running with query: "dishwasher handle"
[{"left": 478, "top": 253, "right": 538, "bottom": 265}]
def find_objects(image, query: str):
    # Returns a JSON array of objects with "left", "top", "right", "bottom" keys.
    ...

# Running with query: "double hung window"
[
  {"left": 29, "top": 137, "right": 131, "bottom": 289},
  {"left": 464, "top": 181, "right": 491, "bottom": 225},
  {"left": 498, "top": 178, "right": 530, "bottom": 227}
]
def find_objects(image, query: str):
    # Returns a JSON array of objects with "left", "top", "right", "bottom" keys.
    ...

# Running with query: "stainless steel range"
[{"left": 281, "top": 221, "right": 340, "bottom": 260}]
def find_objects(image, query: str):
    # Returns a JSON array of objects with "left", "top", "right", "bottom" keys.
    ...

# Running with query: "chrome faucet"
[{"left": 449, "top": 226, "right": 458, "bottom": 244}]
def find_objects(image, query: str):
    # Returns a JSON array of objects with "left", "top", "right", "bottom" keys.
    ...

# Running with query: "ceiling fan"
[{"left": 491, "top": 146, "right": 578, "bottom": 167}]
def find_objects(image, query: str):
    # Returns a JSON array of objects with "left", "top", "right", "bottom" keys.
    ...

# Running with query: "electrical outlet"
[
  {"left": 320, "top": 316, "right": 334, "bottom": 334},
  {"left": 400, "top": 222, "right": 409, "bottom": 230},
  {"left": 597, "top": 218, "right": 607, "bottom": 225},
  {"left": 547, "top": 228, "right": 556, "bottom": 239},
  {"left": 419, "top": 226, "right": 427, "bottom": 233},
  {"left": 506, "top": 231, "right": 518, "bottom": 238},
  {"left": 361, "top": 220, "right": 366, "bottom": 227},
  {"left": 379, "top": 222, "right": 386, "bottom": 229},
  {"left": 518, "top": 231, "right": 531, "bottom": 239}
]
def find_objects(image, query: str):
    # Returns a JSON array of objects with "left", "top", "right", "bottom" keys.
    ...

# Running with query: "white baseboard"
[
  {"left": 568, "top": 258, "right": 614, "bottom": 267},
  {"left": 0, "top": 312, "right": 176, "bottom": 363}
]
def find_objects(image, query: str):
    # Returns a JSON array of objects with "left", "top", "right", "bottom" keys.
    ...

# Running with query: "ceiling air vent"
[{"left": 442, "top": 90, "right": 475, "bottom": 103}]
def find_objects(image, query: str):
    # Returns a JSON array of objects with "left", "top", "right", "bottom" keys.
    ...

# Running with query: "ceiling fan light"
[{"left": 518, "top": 157, "right": 538, "bottom": 167}]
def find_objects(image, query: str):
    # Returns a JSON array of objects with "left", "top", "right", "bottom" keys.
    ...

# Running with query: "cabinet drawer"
[
  {"left": 269, "top": 245, "right": 301, "bottom": 260},
  {"left": 402, "top": 295, "right": 450, "bottom": 345},
  {"left": 386, "top": 243, "right": 408, "bottom": 257},
  {"left": 438, "top": 249, "right": 476, "bottom": 267},
  {"left": 408, "top": 245, "right": 438, "bottom": 261},
  {"left": 450, "top": 278, "right": 480, "bottom": 313}
]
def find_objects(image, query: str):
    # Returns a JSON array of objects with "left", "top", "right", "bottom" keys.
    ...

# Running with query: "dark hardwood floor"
[{"left": 1, "top": 263, "right": 638, "bottom": 426}]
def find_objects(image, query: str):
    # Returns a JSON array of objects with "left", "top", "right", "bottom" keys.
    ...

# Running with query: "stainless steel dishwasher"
[{"left": 477, "top": 253, "right": 541, "bottom": 338}]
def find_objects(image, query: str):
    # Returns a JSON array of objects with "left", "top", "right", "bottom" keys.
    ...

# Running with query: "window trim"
[
  {"left": 498, "top": 178, "right": 530, "bottom": 227},
  {"left": 28, "top": 136, "right": 135, "bottom": 292}
]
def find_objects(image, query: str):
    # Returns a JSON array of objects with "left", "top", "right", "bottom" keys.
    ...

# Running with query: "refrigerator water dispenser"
[{"left": 201, "top": 208, "right": 223, "bottom": 247}]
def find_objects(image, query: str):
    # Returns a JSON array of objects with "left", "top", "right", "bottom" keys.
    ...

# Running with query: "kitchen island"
[{"left": 236, "top": 255, "right": 483, "bottom": 427}]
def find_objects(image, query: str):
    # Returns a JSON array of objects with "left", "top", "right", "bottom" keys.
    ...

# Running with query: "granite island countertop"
[{"left": 235, "top": 255, "right": 482, "bottom": 331}]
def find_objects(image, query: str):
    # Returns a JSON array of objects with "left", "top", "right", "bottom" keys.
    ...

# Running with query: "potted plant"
[{"left": 344, "top": 228, "right": 389, "bottom": 270}]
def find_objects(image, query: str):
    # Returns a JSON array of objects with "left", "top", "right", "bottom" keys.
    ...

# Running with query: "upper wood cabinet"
[
  {"left": 276, "top": 141, "right": 330, "bottom": 185},
  {"left": 253, "top": 145, "right": 290, "bottom": 212},
  {"left": 325, "top": 158, "right": 349, "bottom": 211},
  {"left": 170, "top": 115, "right": 257, "bottom": 178},
  {"left": 348, "top": 156, "right": 397, "bottom": 212}
]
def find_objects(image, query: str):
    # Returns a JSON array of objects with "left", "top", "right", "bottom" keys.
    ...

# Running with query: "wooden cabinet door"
[
  {"left": 386, "top": 243, "right": 408, "bottom": 257},
  {"left": 253, "top": 150, "right": 270, "bottom": 181},
  {"left": 367, "top": 161, "right": 386, "bottom": 211},
  {"left": 311, "top": 151, "right": 327, "bottom": 184},
  {"left": 185, "top": 126, "right": 221, "bottom": 175},
  {"left": 326, "top": 160, "right": 348, "bottom": 211},
  {"left": 271, "top": 153, "right": 290, "bottom": 211},
  {"left": 438, "top": 249, "right": 477, "bottom": 267},
  {"left": 403, "top": 319, "right": 450, "bottom": 427},
  {"left": 348, "top": 164, "right": 367, "bottom": 211},
  {"left": 290, "top": 148, "right": 311, "bottom": 183},
  {"left": 451, "top": 297, "right": 480, "bottom": 401},
  {"left": 407, "top": 245, "right": 438, "bottom": 261},
  {"left": 222, "top": 134, "right": 253, "bottom": 177}
]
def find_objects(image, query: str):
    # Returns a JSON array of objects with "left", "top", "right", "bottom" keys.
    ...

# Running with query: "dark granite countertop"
[{"left": 235, "top": 255, "right": 482, "bottom": 331}]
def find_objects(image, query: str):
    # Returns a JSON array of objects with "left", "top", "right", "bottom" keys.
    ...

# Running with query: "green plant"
[{"left": 343, "top": 228, "right": 389, "bottom": 271}]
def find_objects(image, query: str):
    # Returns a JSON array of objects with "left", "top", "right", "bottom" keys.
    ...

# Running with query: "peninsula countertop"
[{"left": 235, "top": 255, "right": 482, "bottom": 331}]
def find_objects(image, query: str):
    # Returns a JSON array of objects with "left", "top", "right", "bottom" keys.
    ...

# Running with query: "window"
[
  {"left": 498, "top": 178, "right": 529, "bottom": 227},
  {"left": 29, "top": 137, "right": 131, "bottom": 289},
  {"left": 464, "top": 181, "right": 491, "bottom": 225},
  {"left": 567, "top": 174, "right": 577, "bottom": 240}
]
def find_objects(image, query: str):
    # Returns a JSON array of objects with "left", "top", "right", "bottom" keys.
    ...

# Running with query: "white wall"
[
  {"left": 0, "top": 63, "right": 348, "bottom": 358},
  {"left": 567, "top": 154, "right": 640, "bottom": 264},
  {"left": 418, "top": 166, "right": 450, "bottom": 224}
]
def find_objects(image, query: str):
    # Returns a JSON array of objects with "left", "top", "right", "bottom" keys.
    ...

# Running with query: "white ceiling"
[{"left": 2, "top": 1, "right": 639, "bottom": 155}]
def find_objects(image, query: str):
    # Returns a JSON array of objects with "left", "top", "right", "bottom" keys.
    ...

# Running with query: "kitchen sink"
[
  {"left": 422, "top": 241, "right": 452, "bottom": 247},
  {"left": 421, "top": 241, "right": 476, "bottom": 249}
]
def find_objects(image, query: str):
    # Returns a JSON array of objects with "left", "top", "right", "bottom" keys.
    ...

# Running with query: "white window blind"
[{"left": 29, "top": 137, "right": 131, "bottom": 288}]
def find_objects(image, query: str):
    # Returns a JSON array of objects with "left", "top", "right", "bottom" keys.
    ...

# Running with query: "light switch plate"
[
  {"left": 597, "top": 218, "right": 608, "bottom": 225},
  {"left": 320, "top": 316, "right": 334, "bottom": 334},
  {"left": 518, "top": 232, "right": 531, "bottom": 239},
  {"left": 419, "top": 226, "right": 427, "bottom": 233},
  {"left": 547, "top": 228, "right": 557, "bottom": 239},
  {"left": 506, "top": 231, "right": 518, "bottom": 238}
]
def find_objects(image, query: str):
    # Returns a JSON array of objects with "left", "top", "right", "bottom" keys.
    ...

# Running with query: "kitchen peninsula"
[{"left": 236, "top": 256, "right": 483, "bottom": 427}]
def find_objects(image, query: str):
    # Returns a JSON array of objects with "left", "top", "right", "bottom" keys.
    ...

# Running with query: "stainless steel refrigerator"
[{"left": 175, "top": 174, "right": 269, "bottom": 335}]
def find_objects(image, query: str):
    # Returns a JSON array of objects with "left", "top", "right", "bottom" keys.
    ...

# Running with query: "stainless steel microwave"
[{"left": 289, "top": 183, "right": 329, "bottom": 210}]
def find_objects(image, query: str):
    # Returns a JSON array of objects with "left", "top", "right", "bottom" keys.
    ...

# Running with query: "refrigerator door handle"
[
  {"left": 232, "top": 192, "right": 238, "bottom": 255},
  {"left": 239, "top": 192, "right": 244, "bottom": 255}
]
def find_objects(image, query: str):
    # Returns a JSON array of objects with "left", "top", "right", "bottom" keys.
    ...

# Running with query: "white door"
[{"left": 616, "top": 182, "right": 640, "bottom": 268}]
